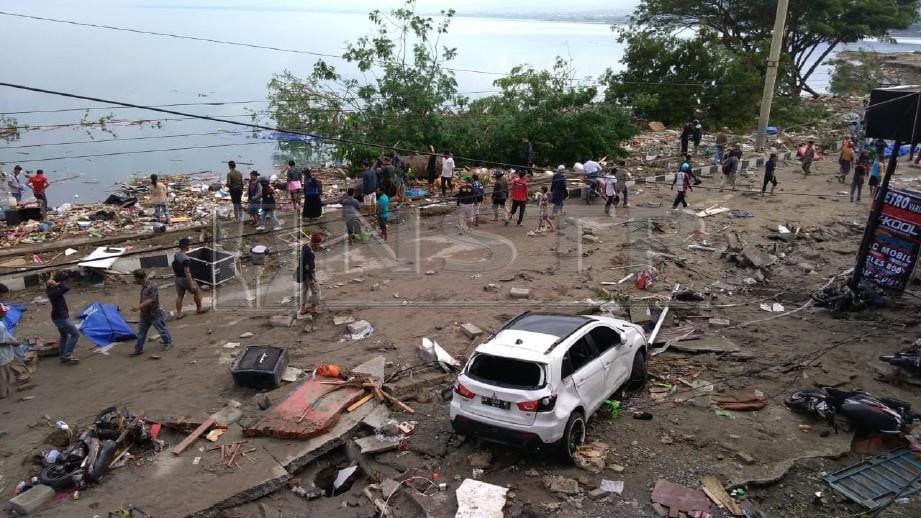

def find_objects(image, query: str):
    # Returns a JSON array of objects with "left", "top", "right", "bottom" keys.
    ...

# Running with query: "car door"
[
  {"left": 561, "top": 335, "right": 606, "bottom": 415},
  {"left": 587, "top": 325, "right": 630, "bottom": 393}
]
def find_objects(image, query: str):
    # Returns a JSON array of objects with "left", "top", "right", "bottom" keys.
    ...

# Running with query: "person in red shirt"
[
  {"left": 27, "top": 169, "right": 50, "bottom": 214},
  {"left": 505, "top": 170, "right": 529, "bottom": 226}
]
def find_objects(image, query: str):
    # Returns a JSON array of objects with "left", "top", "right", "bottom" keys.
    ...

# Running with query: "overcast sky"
[{"left": 17, "top": 0, "right": 641, "bottom": 16}]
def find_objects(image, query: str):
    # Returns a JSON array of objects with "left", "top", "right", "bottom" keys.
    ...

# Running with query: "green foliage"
[
  {"left": 827, "top": 50, "right": 891, "bottom": 96},
  {"left": 448, "top": 58, "right": 637, "bottom": 165},
  {"left": 631, "top": 0, "right": 921, "bottom": 96},
  {"left": 0, "top": 115, "right": 19, "bottom": 143},
  {"left": 603, "top": 32, "right": 763, "bottom": 130},
  {"left": 266, "top": 0, "right": 635, "bottom": 168}
]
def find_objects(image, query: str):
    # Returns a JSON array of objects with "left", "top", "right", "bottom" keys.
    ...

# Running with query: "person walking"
[
  {"left": 302, "top": 169, "right": 323, "bottom": 220},
  {"left": 801, "top": 141, "right": 816, "bottom": 176},
  {"left": 46, "top": 272, "right": 80, "bottom": 364},
  {"left": 535, "top": 186, "right": 555, "bottom": 232},
  {"left": 505, "top": 171, "right": 528, "bottom": 226},
  {"left": 519, "top": 137, "right": 533, "bottom": 176},
  {"left": 714, "top": 129, "right": 729, "bottom": 165},
  {"left": 297, "top": 234, "right": 322, "bottom": 314},
  {"left": 361, "top": 159, "right": 378, "bottom": 215},
  {"left": 691, "top": 119, "right": 703, "bottom": 154},
  {"left": 26, "top": 169, "right": 49, "bottom": 215},
  {"left": 440, "top": 151, "right": 456, "bottom": 197},
  {"left": 680, "top": 122, "right": 692, "bottom": 155},
  {"left": 603, "top": 169, "right": 619, "bottom": 215},
  {"left": 869, "top": 155, "right": 882, "bottom": 199},
  {"left": 720, "top": 153, "right": 738, "bottom": 192},
  {"left": 284, "top": 160, "right": 304, "bottom": 215},
  {"left": 129, "top": 269, "right": 172, "bottom": 357},
  {"left": 246, "top": 171, "right": 262, "bottom": 225},
  {"left": 874, "top": 138, "right": 887, "bottom": 162},
  {"left": 851, "top": 153, "right": 869, "bottom": 203},
  {"left": 838, "top": 140, "right": 855, "bottom": 184},
  {"left": 172, "top": 237, "right": 206, "bottom": 319},
  {"left": 7, "top": 165, "right": 26, "bottom": 203},
  {"left": 426, "top": 145, "right": 438, "bottom": 192},
  {"left": 257, "top": 177, "right": 281, "bottom": 231},
  {"left": 762, "top": 153, "right": 778, "bottom": 195},
  {"left": 491, "top": 170, "right": 508, "bottom": 222},
  {"left": 456, "top": 176, "right": 476, "bottom": 234},
  {"left": 226, "top": 161, "right": 244, "bottom": 221},
  {"left": 470, "top": 173, "right": 485, "bottom": 226},
  {"left": 377, "top": 188, "right": 390, "bottom": 241},
  {"left": 341, "top": 188, "right": 362, "bottom": 244},
  {"left": 671, "top": 165, "right": 693, "bottom": 209},
  {"left": 616, "top": 160, "right": 630, "bottom": 207},
  {"left": 550, "top": 165, "right": 568, "bottom": 221},
  {"left": 149, "top": 174, "right": 170, "bottom": 224}
]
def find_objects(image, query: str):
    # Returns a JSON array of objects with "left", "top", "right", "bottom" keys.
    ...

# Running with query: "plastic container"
[{"left": 250, "top": 245, "right": 267, "bottom": 265}]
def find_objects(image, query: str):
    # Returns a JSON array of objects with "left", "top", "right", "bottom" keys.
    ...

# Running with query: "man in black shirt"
[
  {"left": 173, "top": 237, "right": 206, "bottom": 319},
  {"left": 46, "top": 272, "right": 80, "bottom": 364},
  {"left": 297, "top": 234, "right": 321, "bottom": 314}
]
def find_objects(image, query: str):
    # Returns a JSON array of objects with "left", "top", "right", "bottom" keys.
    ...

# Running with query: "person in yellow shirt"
[
  {"left": 838, "top": 140, "right": 855, "bottom": 184},
  {"left": 149, "top": 174, "right": 170, "bottom": 224}
]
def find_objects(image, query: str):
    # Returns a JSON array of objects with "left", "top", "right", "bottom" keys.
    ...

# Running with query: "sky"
[{"left": 3, "top": 0, "right": 641, "bottom": 16}]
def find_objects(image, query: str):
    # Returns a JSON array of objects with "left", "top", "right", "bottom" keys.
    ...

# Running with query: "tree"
[
  {"left": 0, "top": 116, "right": 19, "bottom": 143},
  {"left": 827, "top": 50, "right": 893, "bottom": 96},
  {"left": 448, "top": 58, "right": 637, "bottom": 165},
  {"left": 631, "top": 0, "right": 921, "bottom": 96},
  {"left": 602, "top": 31, "right": 763, "bottom": 129},
  {"left": 267, "top": 0, "right": 461, "bottom": 165}
]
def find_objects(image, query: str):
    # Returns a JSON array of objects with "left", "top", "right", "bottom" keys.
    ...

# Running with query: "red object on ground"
[
  {"left": 150, "top": 423, "right": 161, "bottom": 441},
  {"left": 244, "top": 377, "right": 364, "bottom": 440}
]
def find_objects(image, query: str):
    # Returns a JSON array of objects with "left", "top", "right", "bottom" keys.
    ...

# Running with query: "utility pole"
[{"left": 755, "top": 0, "right": 791, "bottom": 151}]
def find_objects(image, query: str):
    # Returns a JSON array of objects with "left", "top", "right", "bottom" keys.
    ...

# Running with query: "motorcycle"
[
  {"left": 784, "top": 387, "right": 917, "bottom": 435},
  {"left": 879, "top": 341, "right": 921, "bottom": 377},
  {"left": 39, "top": 432, "right": 117, "bottom": 490}
]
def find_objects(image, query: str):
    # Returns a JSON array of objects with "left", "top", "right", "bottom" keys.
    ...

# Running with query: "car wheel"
[
  {"left": 626, "top": 351, "right": 647, "bottom": 390},
  {"left": 557, "top": 411, "right": 586, "bottom": 462}
]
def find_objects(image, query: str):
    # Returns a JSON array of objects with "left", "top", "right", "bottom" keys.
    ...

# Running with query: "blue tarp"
[
  {"left": 77, "top": 302, "right": 136, "bottom": 347},
  {"left": 2, "top": 304, "right": 26, "bottom": 335},
  {"left": 884, "top": 143, "right": 913, "bottom": 158}
]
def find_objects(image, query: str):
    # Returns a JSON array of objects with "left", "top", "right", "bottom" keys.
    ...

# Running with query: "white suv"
[{"left": 450, "top": 312, "right": 647, "bottom": 460}]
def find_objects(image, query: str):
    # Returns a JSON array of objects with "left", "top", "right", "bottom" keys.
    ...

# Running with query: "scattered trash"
[
  {"left": 633, "top": 411, "right": 653, "bottom": 420},
  {"left": 778, "top": 225, "right": 792, "bottom": 234},
  {"left": 700, "top": 475, "right": 742, "bottom": 516},
  {"left": 759, "top": 303, "right": 786, "bottom": 312},
  {"left": 545, "top": 475, "right": 580, "bottom": 495},
  {"left": 601, "top": 400, "right": 621, "bottom": 419},
  {"left": 344, "top": 320, "right": 374, "bottom": 340},
  {"left": 204, "top": 428, "right": 226, "bottom": 442},
  {"left": 714, "top": 409, "right": 735, "bottom": 419},
  {"left": 600, "top": 479, "right": 624, "bottom": 495}
]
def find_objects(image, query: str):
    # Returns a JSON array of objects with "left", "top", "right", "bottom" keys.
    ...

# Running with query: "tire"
[
  {"left": 39, "top": 463, "right": 80, "bottom": 490},
  {"left": 626, "top": 351, "right": 647, "bottom": 390},
  {"left": 557, "top": 411, "right": 586, "bottom": 462}
]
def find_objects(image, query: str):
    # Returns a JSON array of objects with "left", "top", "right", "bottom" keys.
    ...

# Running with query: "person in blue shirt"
[
  {"left": 869, "top": 157, "right": 882, "bottom": 199},
  {"left": 377, "top": 188, "right": 390, "bottom": 241}
]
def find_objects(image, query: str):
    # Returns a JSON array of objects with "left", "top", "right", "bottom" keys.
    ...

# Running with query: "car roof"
[
  {"left": 473, "top": 313, "right": 594, "bottom": 361},
  {"left": 503, "top": 313, "right": 592, "bottom": 338}
]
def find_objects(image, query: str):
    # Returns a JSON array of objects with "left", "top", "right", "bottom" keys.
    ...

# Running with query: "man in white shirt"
[
  {"left": 440, "top": 151, "right": 456, "bottom": 197},
  {"left": 603, "top": 169, "right": 619, "bottom": 215}
]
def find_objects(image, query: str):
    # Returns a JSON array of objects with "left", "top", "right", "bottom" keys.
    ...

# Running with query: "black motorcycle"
[
  {"left": 784, "top": 387, "right": 917, "bottom": 435},
  {"left": 879, "top": 342, "right": 921, "bottom": 377},
  {"left": 39, "top": 432, "right": 117, "bottom": 490}
]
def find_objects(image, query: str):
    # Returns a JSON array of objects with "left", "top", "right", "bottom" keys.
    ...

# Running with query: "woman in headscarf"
[{"left": 302, "top": 168, "right": 323, "bottom": 220}]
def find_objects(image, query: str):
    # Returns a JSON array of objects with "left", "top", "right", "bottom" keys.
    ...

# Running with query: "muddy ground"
[{"left": 2, "top": 156, "right": 921, "bottom": 517}]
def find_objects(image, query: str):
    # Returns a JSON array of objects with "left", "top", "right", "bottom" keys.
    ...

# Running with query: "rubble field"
[{"left": 1, "top": 155, "right": 921, "bottom": 517}]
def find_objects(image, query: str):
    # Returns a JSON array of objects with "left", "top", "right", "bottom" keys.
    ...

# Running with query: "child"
[
  {"left": 247, "top": 171, "right": 262, "bottom": 226},
  {"left": 535, "top": 186, "right": 555, "bottom": 233},
  {"left": 377, "top": 187, "right": 390, "bottom": 241}
]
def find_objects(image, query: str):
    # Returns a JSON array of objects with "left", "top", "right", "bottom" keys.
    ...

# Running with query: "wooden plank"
[
  {"left": 244, "top": 377, "right": 364, "bottom": 440},
  {"left": 700, "top": 475, "right": 743, "bottom": 516},
  {"left": 347, "top": 392, "right": 375, "bottom": 413},
  {"left": 172, "top": 417, "right": 216, "bottom": 455}
]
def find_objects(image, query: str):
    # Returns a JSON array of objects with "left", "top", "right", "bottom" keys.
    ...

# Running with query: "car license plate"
[{"left": 481, "top": 396, "right": 510, "bottom": 410}]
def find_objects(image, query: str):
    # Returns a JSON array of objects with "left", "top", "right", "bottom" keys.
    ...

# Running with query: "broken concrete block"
[
  {"left": 8, "top": 484, "right": 55, "bottom": 515},
  {"left": 347, "top": 320, "right": 372, "bottom": 335},
  {"left": 735, "top": 451, "right": 755, "bottom": 465},
  {"left": 545, "top": 475, "right": 580, "bottom": 495},
  {"left": 333, "top": 315, "right": 355, "bottom": 326},
  {"left": 589, "top": 487, "right": 609, "bottom": 500},
  {"left": 629, "top": 303, "right": 652, "bottom": 324},
  {"left": 583, "top": 234, "right": 599, "bottom": 243},
  {"left": 467, "top": 450, "right": 493, "bottom": 468},
  {"left": 460, "top": 323, "right": 483, "bottom": 339},
  {"left": 239, "top": 331, "right": 254, "bottom": 339},
  {"left": 269, "top": 315, "right": 294, "bottom": 328},
  {"left": 509, "top": 287, "right": 531, "bottom": 299},
  {"left": 648, "top": 121, "right": 666, "bottom": 132},
  {"left": 483, "top": 283, "right": 500, "bottom": 293},
  {"left": 742, "top": 245, "right": 777, "bottom": 268},
  {"left": 455, "top": 479, "right": 508, "bottom": 518},
  {"left": 354, "top": 435, "right": 401, "bottom": 454}
]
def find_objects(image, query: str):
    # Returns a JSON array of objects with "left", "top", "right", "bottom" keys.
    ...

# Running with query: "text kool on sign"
[{"left": 864, "top": 188, "right": 921, "bottom": 292}]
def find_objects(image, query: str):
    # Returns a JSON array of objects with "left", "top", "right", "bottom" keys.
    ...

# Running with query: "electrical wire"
[{"left": 7, "top": 140, "right": 278, "bottom": 163}]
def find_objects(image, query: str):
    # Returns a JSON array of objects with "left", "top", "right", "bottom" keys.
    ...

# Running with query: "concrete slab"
[
  {"left": 669, "top": 338, "right": 741, "bottom": 354},
  {"left": 353, "top": 355, "right": 385, "bottom": 380}
]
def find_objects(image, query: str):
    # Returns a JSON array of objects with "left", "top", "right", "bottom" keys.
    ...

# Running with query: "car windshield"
[{"left": 467, "top": 353, "right": 545, "bottom": 389}]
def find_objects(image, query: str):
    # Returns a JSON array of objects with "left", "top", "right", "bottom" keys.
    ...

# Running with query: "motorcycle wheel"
[{"left": 39, "top": 463, "right": 81, "bottom": 490}]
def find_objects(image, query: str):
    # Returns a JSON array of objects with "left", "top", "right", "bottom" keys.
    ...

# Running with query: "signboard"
[{"left": 863, "top": 188, "right": 921, "bottom": 292}]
